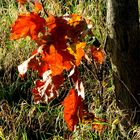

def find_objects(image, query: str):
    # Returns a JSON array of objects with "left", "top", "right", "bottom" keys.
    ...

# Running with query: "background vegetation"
[{"left": 0, "top": 0, "right": 140, "bottom": 139}]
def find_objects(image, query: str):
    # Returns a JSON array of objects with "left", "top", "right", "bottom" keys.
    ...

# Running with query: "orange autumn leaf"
[
  {"left": 32, "top": 77, "right": 59, "bottom": 104},
  {"left": 29, "top": 58, "right": 49, "bottom": 77},
  {"left": 92, "top": 117, "right": 107, "bottom": 133},
  {"left": 31, "top": 70, "right": 64, "bottom": 104},
  {"left": 42, "top": 45, "right": 64, "bottom": 76},
  {"left": 46, "top": 14, "right": 68, "bottom": 34},
  {"left": 46, "top": 14, "right": 69, "bottom": 50},
  {"left": 28, "top": 45, "right": 72, "bottom": 77},
  {"left": 68, "top": 14, "right": 83, "bottom": 27},
  {"left": 34, "top": 0, "right": 42, "bottom": 12},
  {"left": 10, "top": 12, "right": 46, "bottom": 41},
  {"left": 42, "top": 45, "right": 72, "bottom": 76},
  {"left": 91, "top": 47, "right": 105, "bottom": 64},
  {"left": 75, "top": 47, "right": 85, "bottom": 66},
  {"left": 46, "top": 14, "right": 57, "bottom": 31},
  {"left": 92, "top": 123, "right": 106, "bottom": 133},
  {"left": 63, "top": 89, "right": 83, "bottom": 131}
]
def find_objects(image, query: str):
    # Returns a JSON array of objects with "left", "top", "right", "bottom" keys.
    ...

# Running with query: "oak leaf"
[
  {"left": 32, "top": 71, "right": 59, "bottom": 104},
  {"left": 46, "top": 14, "right": 68, "bottom": 34},
  {"left": 63, "top": 89, "right": 83, "bottom": 131},
  {"left": 42, "top": 45, "right": 72, "bottom": 76},
  {"left": 18, "top": 46, "right": 43, "bottom": 78},
  {"left": 91, "top": 47, "right": 105, "bottom": 64},
  {"left": 10, "top": 12, "right": 46, "bottom": 41},
  {"left": 46, "top": 14, "right": 69, "bottom": 49},
  {"left": 68, "top": 14, "right": 83, "bottom": 27},
  {"left": 68, "top": 42, "right": 86, "bottom": 66}
]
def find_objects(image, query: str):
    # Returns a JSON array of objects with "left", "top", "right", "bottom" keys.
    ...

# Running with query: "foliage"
[
  {"left": 63, "top": 89, "right": 83, "bottom": 131},
  {"left": 9, "top": 0, "right": 106, "bottom": 132},
  {"left": 0, "top": 0, "right": 139, "bottom": 139}
]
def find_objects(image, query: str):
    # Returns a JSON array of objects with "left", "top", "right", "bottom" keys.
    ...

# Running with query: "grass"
[{"left": 0, "top": 0, "right": 140, "bottom": 139}]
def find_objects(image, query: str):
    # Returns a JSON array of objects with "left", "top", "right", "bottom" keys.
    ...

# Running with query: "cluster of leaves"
[{"left": 10, "top": 0, "right": 106, "bottom": 132}]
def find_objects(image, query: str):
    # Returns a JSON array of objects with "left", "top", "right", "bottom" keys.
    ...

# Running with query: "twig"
[{"left": 40, "top": 0, "right": 48, "bottom": 17}]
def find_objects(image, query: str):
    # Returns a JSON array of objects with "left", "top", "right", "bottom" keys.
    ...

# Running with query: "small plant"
[
  {"left": 9, "top": 0, "right": 107, "bottom": 133},
  {"left": 10, "top": 0, "right": 106, "bottom": 133},
  {"left": 10, "top": 0, "right": 105, "bottom": 131}
]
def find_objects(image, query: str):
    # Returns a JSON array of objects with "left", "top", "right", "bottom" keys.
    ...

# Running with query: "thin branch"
[{"left": 40, "top": 0, "right": 48, "bottom": 17}]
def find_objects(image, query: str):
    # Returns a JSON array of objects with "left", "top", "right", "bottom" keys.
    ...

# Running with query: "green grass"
[{"left": 0, "top": 0, "right": 140, "bottom": 139}]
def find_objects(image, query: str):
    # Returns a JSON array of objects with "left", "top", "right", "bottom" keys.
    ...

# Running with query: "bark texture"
[{"left": 106, "top": 0, "right": 140, "bottom": 121}]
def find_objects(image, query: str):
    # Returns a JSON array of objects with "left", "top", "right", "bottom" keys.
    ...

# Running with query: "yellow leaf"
[{"left": 67, "top": 42, "right": 86, "bottom": 66}]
